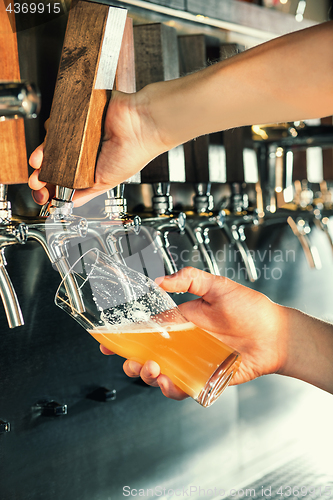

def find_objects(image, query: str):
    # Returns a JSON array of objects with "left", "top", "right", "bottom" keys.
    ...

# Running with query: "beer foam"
[{"left": 90, "top": 321, "right": 195, "bottom": 335}]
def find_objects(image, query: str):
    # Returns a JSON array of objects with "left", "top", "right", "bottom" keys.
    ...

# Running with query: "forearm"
[
  {"left": 279, "top": 306, "right": 333, "bottom": 394},
  {"left": 140, "top": 21, "right": 333, "bottom": 149}
]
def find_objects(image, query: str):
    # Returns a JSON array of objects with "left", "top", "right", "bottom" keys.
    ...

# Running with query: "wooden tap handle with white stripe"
[{"left": 39, "top": 0, "right": 127, "bottom": 189}]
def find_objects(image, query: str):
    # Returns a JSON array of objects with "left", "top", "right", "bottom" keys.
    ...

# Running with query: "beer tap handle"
[
  {"left": 0, "top": 2, "right": 28, "bottom": 185},
  {"left": 292, "top": 149, "right": 308, "bottom": 207},
  {"left": 105, "top": 17, "right": 140, "bottom": 216},
  {"left": 178, "top": 35, "right": 210, "bottom": 186},
  {"left": 220, "top": 44, "right": 258, "bottom": 194},
  {"left": 321, "top": 116, "right": 333, "bottom": 193},
  {"left": 115, "top": 17, "right": 140, "bottom": 189},
  {"left": 134, "top": 23, "right": 185, "bottom": 184},
  {"left": 38, "top": 1, "right": 127, "bottom": 191}
]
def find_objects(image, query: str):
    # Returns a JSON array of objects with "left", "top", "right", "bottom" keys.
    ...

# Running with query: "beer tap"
[
  {"left": 18, "top": 1, "right": 128, "bottom": 312},
  {"left": 178, "top": 35, "right": 259, "bottom": 281},
  {"left": 177, "top": 34, "right": 221, "bottom": 276},
  {"left": 0, "top": 5, "right": 40, "bottom": 327},
  {"left": 0, "top": 185, "right": 27, "bottom": 328},
  {"left": 253, "top": 122, "right": 333, "bottom": 269},
  {"left": 216, "top": 43, "right": 259, "bottom": 282}
]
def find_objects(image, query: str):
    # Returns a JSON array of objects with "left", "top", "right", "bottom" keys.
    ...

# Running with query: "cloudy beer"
[{"left": 89, "top": 316, "right": 241, "bottom": 405}]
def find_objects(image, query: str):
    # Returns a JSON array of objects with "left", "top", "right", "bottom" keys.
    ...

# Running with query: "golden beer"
[{"left": 89, "top": 318, "right": 241, "bottom": 406}]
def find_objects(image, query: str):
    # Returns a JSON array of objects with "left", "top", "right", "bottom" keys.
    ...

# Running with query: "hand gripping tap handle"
[
  {"left": 35, "top": 1, "right": 127, "bottom": 317},
  {"left": 38, "top": 0, "right": 128, "bottom": 194}
]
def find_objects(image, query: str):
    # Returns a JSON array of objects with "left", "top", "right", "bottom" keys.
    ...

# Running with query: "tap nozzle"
[
  {"left": 152, "top": 183, "right": 173, "bottom": 216},
  {"left": 230, "top": 183, "right": 249, "bottom": 214},
  {"left": 40, "top": 186, "right": 75, "bottom": 218},
  {"left": 0, "top": 185, "right": 12, "bottom": 222},
  {"left": 193, "top": 183, "right": 214, "bottom": 214},
  {"left": 105, "top": 184, "right": 127, "bottom": 217}
]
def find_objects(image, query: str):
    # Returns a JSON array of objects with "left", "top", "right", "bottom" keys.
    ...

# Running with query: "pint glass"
[{"left": 55, "top": 249, "right": 241, "bottom": 407}]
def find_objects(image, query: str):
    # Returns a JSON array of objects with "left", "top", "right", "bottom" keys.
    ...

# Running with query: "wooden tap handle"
[
  {"left": 321, "top": 116, "right": 333, "bottom": 181},
  {"left": 134, "top": 23, "right": 185, "bottom": 184},
  {"left": 114, "top": 17, "right": 140, "bottom": 185},
  {"left": 39, "top": 1, "right": 127, "bottom": 189},
  {"left": 115, "top": 18, "right": 136, "bottom": 94},
  {"left": 292, "top": 149, "right": 307, "bottom": 182},
  {"left": 178, "top": 35, "right": 210, "bottom": 184},
  {"left": 221, "top": 44, "right": 250, "bottom": 185},
  {"left": 0, "top": 0, "right": 28, "bottom": 185}
]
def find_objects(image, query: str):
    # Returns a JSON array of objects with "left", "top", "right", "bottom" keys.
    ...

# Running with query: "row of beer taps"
[
  {"left": 2, "top": 7, "right": 333, "bottom": 330},
  {"left": 2, "top": 82, "right": 333, "bottom": 330}
]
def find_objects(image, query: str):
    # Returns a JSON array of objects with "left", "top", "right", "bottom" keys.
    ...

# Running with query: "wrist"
[
  {"left": 134, "top": 84, "right": 177, "bottom": 155},
  {"left": 277, "top": 306, "right": 333, "bottom": 394}
]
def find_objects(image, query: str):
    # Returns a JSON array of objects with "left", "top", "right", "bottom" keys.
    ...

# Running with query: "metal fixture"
[
  {"left": 253, "top": 124, "right": 332, "bottom": 270},
  {"left": 33, "top": 400, "right": 68, "bottom": 416},
  {"left": 0, "top": 184, "right": 27, "bottom": 328},
  {"left": 0, "top": 81, "right": 40, "bottom": 120},
  {"left": 87, "top": 387, "right": 117, "bottom": 402},
  {"left": 0, "top": 419, "right": 10, "bottom": 433}
]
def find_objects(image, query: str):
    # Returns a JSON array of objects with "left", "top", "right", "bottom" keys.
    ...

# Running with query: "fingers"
[
  {"left": 123, "top": 359, "right": 188, "bottom": 400},
  {"left": 28, "top": 143, "right": 49, "bottom": 205},
  {"left": 123, "top": 359, "right": 160, "bottom": 387},
  {"left": 31, "top": 187, "right": 50, "bottom": 205},
  {"left": 157, "top": 375, "right": 188, "bottom": 401},
  {"left": 28, "top": 168, "right": 46, "bottom": 191},
  {"left": 99, "top": 345, "right": 115, "bottom": 355},
  {"left": 29, "top": 144, "right": 44, "bottom": 170},
  {"left": 158, "top": 267, "right": 234, "bottom": 301}
]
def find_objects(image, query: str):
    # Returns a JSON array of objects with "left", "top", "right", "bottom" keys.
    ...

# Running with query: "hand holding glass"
[{"left": 55, "top": 249, "right": 241, "bottom": 407}]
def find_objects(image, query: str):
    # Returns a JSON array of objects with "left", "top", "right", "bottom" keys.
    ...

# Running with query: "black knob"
[
  {"left": 87, "top": 387, "right": 117, "bottom": 402},
  {"left": 0, "top": 420, "right": 10, "bottom": 433},
  {"left": 33, "top": 400, "right": 67, "bottom": 417}
]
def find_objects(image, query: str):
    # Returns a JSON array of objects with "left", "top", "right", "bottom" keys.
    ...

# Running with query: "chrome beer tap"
[
  {"left": 24, "top": 187, "right": 88, "bottom": 314},
  {"left": 215, "top": 183, "right": 259, "bottom": 282},
  {"left": 178, "top": 35, "right": 258, "bottom": 281},
  {"left": 0, "top": 185, "right": 27, "bottom": 328},
  {"left": 253, "top": 124, "right": 329, "bottom": 269},
  {"left": 142, "top": 182, "right": 184, "bottom": 276},
  {"left": 190, "top": 182, "right": 220, "bottom": 276}
]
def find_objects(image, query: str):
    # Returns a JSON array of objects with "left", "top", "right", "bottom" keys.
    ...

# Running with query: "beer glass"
[{"left": 55, "top": 249, "right": 241, "bottom": 407}]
